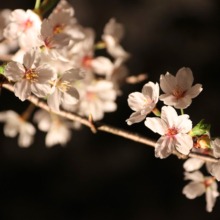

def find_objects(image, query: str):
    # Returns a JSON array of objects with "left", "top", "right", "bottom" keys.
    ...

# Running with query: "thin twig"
[{"left": 2, "top": 83, "right": 219, "bottom": 163}]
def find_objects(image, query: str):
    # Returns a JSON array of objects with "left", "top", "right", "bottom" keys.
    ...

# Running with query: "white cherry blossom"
[
  {"left": 4, "top": 47, "right": 56, "bottom": 101},
  {"left": 47, "top": 68, "right": 85, "bottom": 112},
  {"left": 126, "top": 82, "right": 159, "bottom": 125},
  {"left": 37, "top": 19, "right": 70, "bottom": 61},
  {"left": 183, "top": 171, "right": 219, "bottom": 212},
  {"left": 159, "top": 67, "right": 203, "bottom": 109},
  {"left": 3, "top": 9, "right": 41, "bottom": 48},
  {"left": 183, "top": 158, "right": 205, "bottom": 172},
  {"left": 145, "top": 106, "right": 193, "bottom": 158},
  {"left": 53, "top": 0, "right": 75, "bottom": 17},
  {"left": 0, "top": 110, "right": 35, "bottom": 148}
]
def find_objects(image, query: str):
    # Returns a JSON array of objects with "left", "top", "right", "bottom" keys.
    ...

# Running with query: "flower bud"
[
  {"left": 194, "top": 135, "right": 211, "bottom": 149},
  {"left": 189, "top": 119, "right": 211, "bottom": 137}
]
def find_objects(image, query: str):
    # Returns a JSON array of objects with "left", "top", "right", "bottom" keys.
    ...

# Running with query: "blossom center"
[
  {"left": 24, "top": 68, "right": 38, "bottom": 82},
  {"left": 57, "top": 80, "right": 72, "bottom": 92},
  {"left": 166, "top": 127, "right": 178, "bottom": 137},
  {"left": 82, "top": 56, "right": 93, "bottom": 68},
  {"left": 44, "top": 36, "right": 57, "bottom": 49},
  {"left": 24, "top": 19, "right": 33, "bottom": 29},
  {"left": 53, "top": 25, "right": 64, "bottom": 34},
  {"left": 143, "top": 95, "right": 153, "bottom": 106},
  {"left": 173, "top": 85, "right": 184, "bottom": 99},
  {"left": 203, "top": 177, "right": 216, "bottom": 187},
  {"left": 87, "top": 91, "right": 97, "bottom": 100}
]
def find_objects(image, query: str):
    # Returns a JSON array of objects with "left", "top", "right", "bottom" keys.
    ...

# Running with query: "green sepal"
[
  {"left": 0, "top": 61, "right": 10, "bottom": 76},
  {"left": 190, "top": 119, "right": 211, "bottom": 137}
]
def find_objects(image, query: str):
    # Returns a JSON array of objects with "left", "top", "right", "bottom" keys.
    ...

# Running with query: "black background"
[{"left": 1, "top": 0, "right": 220, "bottom": 219}]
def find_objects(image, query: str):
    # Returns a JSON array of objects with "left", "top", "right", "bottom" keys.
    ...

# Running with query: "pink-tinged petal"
[
  {"left": 36, "top": 64, "right": 56, "bottom": 84},
  {"left": 53, "top": 33, "right": 70, "bottom": 48},
  {"left": 23, "top": 47, "right": 41, "bottom": 69},
  {"left": 183, "top": 158, "right": 204, "bottom": 172},
  {"left": 107, "top": 44, "right": 130, "bottom": 60},
  {"left": 174, "top": 133, "right": 193, "bottom": 155},
  {"left": 126, "top": 111, "right": 146, "bottom": 126},
  {"left": 4, "top": 61, "right": 25, "bottom": 81},
  {"left": 141, "top": 102, "right": 156, "bottom": 115},
  {"left": 161, "top": 106, "right": 178, "bottom": 128},
  {"left": 3, "top": 23, "right": 20, "bottom": 39},
  {"left": 47, "top": 89, "right": 61, "bottom": 112},
  {"left": 128, "top": 92, "right": 146, "bottom": 112},
  {"left": 211, "top": 138, "right": 220, "bottom": 158},
  {"left": 206, "top": 185, "right": 219, "bottom": 212},
  {"left": 183, "top": 182, "right": 205, "bottom": 199},
  {"left": 184, "top": 171, "right": 204, "bottom": 181},
  {"left": 62, "top": 87, "right": 79, "bottom": 105},
  {"left": 176, "top": 67, "right": 194, "bottom": 91},
  {"left": 159, "top": 94, "right": 177, "bottom": 106},
  {"left": 174, "top": 95, "right": 192, "bottom": 109},
  {"left": 10, "top": 9, "right": 27, "bottom": 23},
  {"left": 41, "top": 19, "right": 53, "bottom": 39},
  {"left": 61, "top": 68, "right": 85, "bottom": 83},
  {"left": 185, "top": 84, "right": 203, "bottom": 98},
  {"left": 176, "top": 114, "right": 192, "bottom": 133},
  {"left": 31, "top": 83, "right": 52, "bottom": 98},
  {"left": 145, "top": 117, "right": 167, "bottom": 135},
  {"left": 14, "top": 80, "right": 31, "bottom": 101},
  {"left": 160, "top": 72, "right": 177, "bottom": 94},
  {"left": 155, "top": 136, "right": 174, "bottom": 159},
  {"left": 210, "top": 162, "right": 220, "bottom": 181},
  {"left": 103, "top": 101, "right": 117, "bottom": 112}
]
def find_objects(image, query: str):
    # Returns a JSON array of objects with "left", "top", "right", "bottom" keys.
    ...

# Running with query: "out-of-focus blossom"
[
  {"left": 126, "top": 82, "right": 159, "bottom": 125},
  {"left": 145, "top": 106, "right": 193, "bottom": 158},
  {"left": 3, "top": 9, "right": 41, "bottom": 48},
  {"left": 102, "top": 18, "right": 130, "bottom": 61},
  {"left": 183, "top": 171, "right": 219, "bottom": 212},
  {"left": 53, "top": 0, "right": 74, "bottom": 17},
  {"left": 159, "top": 67, "right": 203, "bottom": 109},
  {"left": 33, "top": 109, "right": 73, "bottom": 147},
  {"left": 0, "top": 9, "right": 18, "bottom": 55},
  {"left": 5, "top": 47, "right": 56, "bottom": 101},
  {"left": 183, "top": 158, "right": 205, "bottom": 172},
  {"left": 47, "top": 68, "right": 85, "bottom": 112},
  {"left": 0, "top": 110, "right": 35, "bottom": 148}
]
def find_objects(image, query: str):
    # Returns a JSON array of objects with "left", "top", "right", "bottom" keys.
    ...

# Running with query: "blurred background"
[{"left": 1, "top": 0, "right": 220, "bottom": 219}]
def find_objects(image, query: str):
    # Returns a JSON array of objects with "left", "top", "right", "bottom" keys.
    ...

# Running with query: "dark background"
[{"left": 1, "top": 0, "right": 220, "bottom": 219}]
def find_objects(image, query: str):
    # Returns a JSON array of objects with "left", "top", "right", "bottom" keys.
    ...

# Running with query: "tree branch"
[{"left": 2, "top": 83, "right": 219, "bottom": 163}]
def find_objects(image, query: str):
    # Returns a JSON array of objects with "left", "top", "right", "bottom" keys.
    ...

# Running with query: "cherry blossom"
[
  {"left": 145, "top": 106, "right": 193, "bottom": 158},
  {"left": 126, "top": 82, "right": 159, "bottom": 125},
  {"left": 159, "top": 67, "right": 203, "bottom": 109},
  {"left": 37, "top": 19, "right": 70, "bottom": 61},
  {"left": 0, "top": 110, "right": 35, "bottom": 148},
  {"left": 3, "top": 9, "right": 41, "bottom": 47},
  {"left": 4, "top": 47, "right": 56, "bottom": 101},
  {"left": 183, "top": 171, "right": 219, "bottom": 212},
  {"left": 47, "top": 68, "right": 85, "bottom": 112}
]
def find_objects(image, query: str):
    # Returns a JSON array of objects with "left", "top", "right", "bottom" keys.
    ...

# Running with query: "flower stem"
[
  {"left": 34, "top": 0, "right": 41, "bottom": 10},
  {"left": 152, "top": 108, "right": 161, "bottom": 117},
  {"left": 21, "top": 103, "right": 36, "bottom": 121},
  {"left": 181, "top": 109, "right": 184, "bottom": 115}
]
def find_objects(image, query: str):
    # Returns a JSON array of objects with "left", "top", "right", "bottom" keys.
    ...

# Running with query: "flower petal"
[
  {"left": 4, "top": 61, "right": 25, "bottom": 81},
  {"left": 61, "top": 68, "right": 85, "bottom": 83},
  {"left": 47, "top": 89, "right": 61, "bottom": 112},
  {"left": 160, "top": 72, "right": 177, "bottom": 94},
  {"left": 31, "top": 83, "right": 52, "bottom": 98},
  {"left": 184, "top": 171, "right": 204, "bottom": 181},
  {"left": 145, "top": 117, "right": 167, "bottom": 135},
  {"left": 23, "top": 47, "right": 41, "bottom": 69},
  {"left": 14, "top": 80, "right": 31, "bottom": 101},
  {"left": 155, "top": 136, "right": 174, "bottom": 159},
  {"left": 174, "top": 133, "right": 193, "bottom": 155},
  {"left": 210, "top": 162, "right": 220, "bottom": 181},
  {"left": 183, "top": 182, "right": 205, "bottom": 199},
  {"left": 36, "top": 64, "right": 57, "bottom": 84},
  {"left": 159, "top": 94, "right": 177, "bottom": 106},
  {"left": 211, "top": 138, "right": 220, "bottom": 158},
  {"left": 62, "top": 87, "right": 79, "bottom": 105},
  {"left": 126, "top": 111, "right": 146, "bottom": 125},
  {"left": 206, "top": 185, "right": 219, "bottom": 212},
  {"left": 174, "top": 95, "right": 192, "bottom": 109},
  {"left": 185, "top": 84, "right": 203, "bottom": 98},
  {"left": 176, "top": 67, "right": 194, "bottom": 91},
  {"left": 161, "top": 106, "right": 178, "bottom": 128},
  {"left": 183, "top": 158, "right": 204, "bottom": 172},
  {"left": 176, "top": 114, "right": 192, "bottom": 133},
  {"left": 103, "top": 101, "right": 117, "bottom": 112},
  {"left": 128, "top": 92, "right": 146, "bottom": 112}
]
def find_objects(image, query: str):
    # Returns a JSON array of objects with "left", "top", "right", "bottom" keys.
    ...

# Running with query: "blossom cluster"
[
  {"left": 126, "top": 67, "right": 220, "bottom": 212},
  {"left": 0, "top": 0, "right": 130, "bottom": 146}
]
